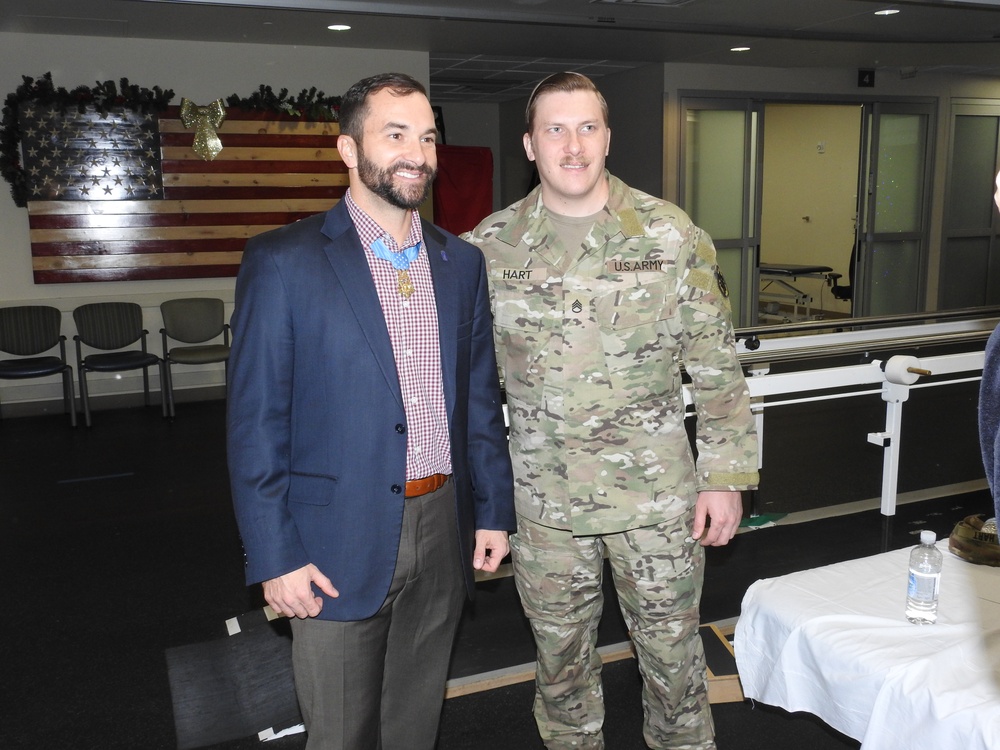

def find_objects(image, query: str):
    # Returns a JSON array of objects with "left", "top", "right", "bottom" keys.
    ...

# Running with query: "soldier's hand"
[{"left": 693, "top": 491, "right": 742, "bottom": 547}]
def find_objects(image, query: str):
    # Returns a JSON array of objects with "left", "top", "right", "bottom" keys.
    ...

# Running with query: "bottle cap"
[{"left": 920, "top": 529, "right": 936, "bottom": 545}]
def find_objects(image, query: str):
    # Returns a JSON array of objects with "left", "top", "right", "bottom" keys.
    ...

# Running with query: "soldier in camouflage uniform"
[{"left": 463, "top": 72, "right": 759, "bottom": 749}]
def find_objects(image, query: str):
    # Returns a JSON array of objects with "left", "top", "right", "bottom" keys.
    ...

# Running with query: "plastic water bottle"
[{"left": 905, "top": 530, "right": 942, "bottom": 624}]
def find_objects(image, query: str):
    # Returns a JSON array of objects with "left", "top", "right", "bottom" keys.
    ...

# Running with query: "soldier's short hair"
[{"left": 525, "top": 72, "right": 609, "bottom": 133}]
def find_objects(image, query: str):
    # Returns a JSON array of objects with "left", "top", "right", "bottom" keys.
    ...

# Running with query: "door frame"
[{"left": 679, "top": 92, "right": 937, "bottom": 325}]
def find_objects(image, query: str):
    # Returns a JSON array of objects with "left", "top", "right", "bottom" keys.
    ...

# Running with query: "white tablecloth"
[{"left": 734, "top": 542, "right": 1000, "bottom": 749}]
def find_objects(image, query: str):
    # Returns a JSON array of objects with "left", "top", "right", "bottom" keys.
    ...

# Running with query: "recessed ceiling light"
[
  {"left": 874, "top": 9, "right": 900, "bottom": 16},
  {"left": 328, "top": 24, "right": 351, "bottom": 31},
  {"left": 731, "top": 46, "right": 751, "bottom": 52}
]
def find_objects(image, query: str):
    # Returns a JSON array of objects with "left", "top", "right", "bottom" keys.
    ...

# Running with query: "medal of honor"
[
  {"left": 396, "top": 269, "right": 415, "bottom": 298},
  {"left": 372, "top": 237, "right": 422, "bottom": 298}
]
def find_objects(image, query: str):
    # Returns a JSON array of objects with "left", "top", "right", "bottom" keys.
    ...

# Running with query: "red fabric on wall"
[{"left": 433, "top": 144, "right": 494, "bottom": 236}]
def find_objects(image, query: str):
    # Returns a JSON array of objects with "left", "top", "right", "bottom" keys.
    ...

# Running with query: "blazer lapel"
[
  {"left": 320, "top": 205, "right": 404, "bottom": 410},
  {"left": 425, "top": 224, "right": 458, "bottom": 420}
]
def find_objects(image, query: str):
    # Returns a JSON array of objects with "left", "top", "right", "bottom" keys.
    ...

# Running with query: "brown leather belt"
[{"left": 405, "top": 473, "right": 449, "bottom": 498}]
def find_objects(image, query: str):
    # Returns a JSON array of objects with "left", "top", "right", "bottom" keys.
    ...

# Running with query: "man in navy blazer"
[{"left": 227, "top": 73, "right": 515, "bottom": 750}]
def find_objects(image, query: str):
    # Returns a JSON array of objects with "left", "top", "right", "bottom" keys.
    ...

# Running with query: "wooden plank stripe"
[
  {"left": 161, "top": 133, "right": 341, "bottom": 149},
  {"left": 203, "top": 109, "right": 338, "bottom": 123},
  {"left": 161, "top": 173, "right": 349, "bottom": 188},
  {"left": 33, "top": 250, "right": 244, "bottom": 271},
  {"left": 161, "top": 159, "right": 348, "bottom": 174},
  {"left": 33, "top": 265, "right": 241, "bottom": 284},
  {"left": 28, "top": 211, "right": 317, "bottom": 230},
  {"left": 160, "top": 146, "right": 343, "bottom": 162},
  {"left": 159, "top": 117, "right": 340, "bottom": 135},
  {"left": 27, "top": 198, "right": 338, "bottom": 216},
  {"left": 30, "top": 238, "right": 250, "bottom": 256},
  {"left": 30, "top": 225, "right": 283, "bottom": 243},
  {"left": 160, "top": 186, "right": 345, "bottom": 201}
]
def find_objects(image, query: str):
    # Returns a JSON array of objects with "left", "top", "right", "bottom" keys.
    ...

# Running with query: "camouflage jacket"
[{"left": 464, "top": 173, "right": 759, "bottom": 535}]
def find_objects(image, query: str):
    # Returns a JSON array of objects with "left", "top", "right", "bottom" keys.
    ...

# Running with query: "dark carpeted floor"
[
  {"left": 438, "top": 658, "right": 863, "bottom": 750},
  {"left": 0, "top": 399, "right": 991, "bottom": 749}
]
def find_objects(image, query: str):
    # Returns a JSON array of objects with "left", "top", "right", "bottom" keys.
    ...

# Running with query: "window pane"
[
  {"left": 685, "top": 109, "right": 745, "bottom": 240},
  {"left": 940, "top": 237, "right": 989, "bottom": 309},
  {"left": 870, "top": 240, "right": 920, "bottom": 314},
  {"left": 948, "top": 116, "right": 999, "bottom": 231},
  {"left": 875, "top": 114, "right": 926, "bottom": 234}
]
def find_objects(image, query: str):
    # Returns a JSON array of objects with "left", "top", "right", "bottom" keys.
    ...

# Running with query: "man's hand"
[
  {"left": 473, "top": 529, "right": 509, "bottom": 573},
  {"left": 262, "top": 564, "right": 339, "bottom": 619},
  {"left": 692, "top": 490, "right": 743, "bottom": 547}
]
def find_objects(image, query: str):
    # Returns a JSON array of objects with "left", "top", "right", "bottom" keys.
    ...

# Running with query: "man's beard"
[{"left": 356, "top": 145, "right": 436, "bottom": 210}]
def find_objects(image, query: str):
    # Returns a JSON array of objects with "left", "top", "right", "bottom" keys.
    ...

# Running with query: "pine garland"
[
  {"left": 225, "top": 85, "right": 341, "bottom": 121},
  {"left": 1, "top": 73, "right": 342, "bottom": 207}
]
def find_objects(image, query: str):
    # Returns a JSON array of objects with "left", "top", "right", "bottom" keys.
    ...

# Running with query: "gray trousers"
[{"left": 290, "top": 481, "right": 465, "bottom": 750}]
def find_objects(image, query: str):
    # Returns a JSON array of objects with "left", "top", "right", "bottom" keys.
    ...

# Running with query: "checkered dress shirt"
[{"left": 345, "top": 190, "right": 452, "bottom": 480}]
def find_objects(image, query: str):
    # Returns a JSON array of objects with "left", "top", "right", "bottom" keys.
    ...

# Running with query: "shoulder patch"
[
  {"left": 715, "top": 266, "right": 729, "bottom": 297},
  {"left": 617, "top": 208, "right": 644, "bottom": 238},
  {"left": 687, "top": 268, "right": 714, "bottom": 293},
  {"left": 694, "top": 233, "right": 718, "bottom": 266}
]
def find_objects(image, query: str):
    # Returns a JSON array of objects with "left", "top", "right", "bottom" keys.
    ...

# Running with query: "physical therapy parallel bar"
[{"left": 732, "top": 307, "right": 997, "bottom": 549}]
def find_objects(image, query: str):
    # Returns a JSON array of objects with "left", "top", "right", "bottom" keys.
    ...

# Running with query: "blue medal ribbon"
[{"left": 371, "top": 237, "right": 421, "bottom": 270}]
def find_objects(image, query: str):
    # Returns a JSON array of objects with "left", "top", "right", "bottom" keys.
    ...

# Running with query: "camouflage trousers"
[{"left": 511, "top": 514, "right": 714, "bottom": 750}]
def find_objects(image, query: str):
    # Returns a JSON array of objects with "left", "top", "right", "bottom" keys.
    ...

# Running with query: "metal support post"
[{"left": 867, "top": 356, "right": 929, "bottom": 551}]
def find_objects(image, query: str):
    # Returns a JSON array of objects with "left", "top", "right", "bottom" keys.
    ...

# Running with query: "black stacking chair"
[
  {"left": 0, "top": 305, "right": 76, "bottom": 427},
  {"left": 73, "top": 301, "right": 167, "bottom": 427},
  {"left": 159, "top": 297, "right": 230, "bottom": 418},
  {"left": 831, "top": 245, "right": 855, "bottom": 303}
]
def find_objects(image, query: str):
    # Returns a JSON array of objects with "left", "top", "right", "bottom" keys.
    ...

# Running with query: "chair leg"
[
  {"left": 160, "top": 360, "right": 170, "bottom": 419},
  {"left": 142, "top": 363, "right": 151, "bottom": 407},
  {"left": 79, "top": 369, "right": 92, "bottom": 428},
  {"left": 63, "top": 368, "right": 77, "bottom": 428},
  {"left": 163, "top": 360, "right": 175, "bottom": 419}
]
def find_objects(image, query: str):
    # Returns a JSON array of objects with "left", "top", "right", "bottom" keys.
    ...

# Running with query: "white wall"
[
  {"left": 0, "top": 31, "right": 428, "bottom": 407},
  {"left": 760, "top": 103, "right": 862, "bottom": 315}
]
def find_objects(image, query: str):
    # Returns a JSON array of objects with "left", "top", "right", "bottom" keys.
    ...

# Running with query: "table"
[
  {"left": 759, "top": 262, "right": 837, "bottom": 321},
  {"left": 734, "top": 542, "right": 1000, "bottom": 749}
]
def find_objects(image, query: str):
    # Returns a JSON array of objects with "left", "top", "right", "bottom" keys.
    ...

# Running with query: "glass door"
[
  {"left": 682, "top": 97, "right": 934, "bottom": 322},
  {"left": 680, "top": 98, "right": 762, "bottom": 327},
  {"left": 855, "top": 102, "right": 936, "bottom": 316},
  {"left": 940, "top": 101, "right": 1000, "bottom": 309}
]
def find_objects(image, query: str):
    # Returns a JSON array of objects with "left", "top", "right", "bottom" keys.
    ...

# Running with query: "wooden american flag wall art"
[{"left": 17, "top": 103, "right": 345, "bottom": 283}]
